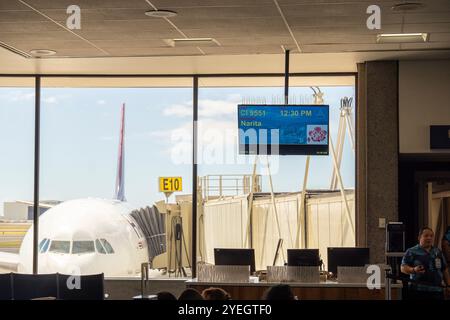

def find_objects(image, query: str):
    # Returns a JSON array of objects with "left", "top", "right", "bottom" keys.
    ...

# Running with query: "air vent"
[
  {"left": 391, "top": 2, "right": 424, "bottom": 11},
  {"left": 29, "top": 49, "right": 57, "bottom": 57},
  {"left": 164, "top": 38, "right": 221, "bottom": 47},
  {"left": 145, "top": 9, "right": 177, "bottom": 18}
]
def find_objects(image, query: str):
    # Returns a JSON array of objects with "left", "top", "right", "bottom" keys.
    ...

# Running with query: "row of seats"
[{"left": 0, "top": 273, "right": 104, "bottom": 300}]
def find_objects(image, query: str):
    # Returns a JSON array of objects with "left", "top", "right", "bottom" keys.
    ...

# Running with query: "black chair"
[
  {"left": 57, "top": 273, "right": 104, "bottom": 300},
  {"left": 12, "top": 273, "right": 58, "bottom": 300},
  {"left": 0, "top": 273, "right": 13, "bottom": 300}
]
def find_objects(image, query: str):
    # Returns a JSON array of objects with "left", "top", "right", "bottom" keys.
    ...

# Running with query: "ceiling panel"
[
  {"left": 403, "top": 23, "right": 450, "bottom": 33},
  {"left": 0, "top": 21, "right": 62, "bottom": 33},
  {"left": 40, "top": 8, "right": 158, "bottom": 21},
  {"left": 19, "top": 0, "right": 149, "bottom": 10},
  {"left": 63, "top": 20, "right": 175, "bottom": 32},
  {"left": 105, "top": 46, "right": 201, "bottom": 56},
  {"left": 294, "top": 33, "right": 379, "bottom": 45},
  {"left": 73, "top": 30, "right": 181, "bottom": 41},
  {"left": 0, "top": 1, "right": 31, "bottom": 10},
  {"left": 149, "top": 0, "right": 273, "bottom": 8},
  {"left": 164, "top": 5, "right": 280, "bottom": 20},
  {"left": 301, "top": 43, "right": 401, "bottom": 53},
  {"left": 0, "top": 31, "right": 81, "bottom": 42},
  {"left": 4, "top": 39, "right": 102, "bottom": 50},
  {"left": 0, "top": 0, "right": 448, "bottom": 59},
  {"left": 404, "top": 12, "right": 450, "bottom": 23},
  {"left": 0, "top": 10, "right": 48, "bottom": 22},
  {"left": 90, "top": 39, "right": 168, "bottom": 49},
  {"left": 429, "top": 33, "right": 450, "bottom": 42},
  {"left": 215, "top": 36, "right": 294, "bottom": 46},
  {"left": 201, "top": 45, "right": 284, "bottom": 55}
]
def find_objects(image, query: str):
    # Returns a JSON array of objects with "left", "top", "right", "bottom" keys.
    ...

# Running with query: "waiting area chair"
[
  {"left": 57, "top": 273, "right": 104, "bottom": 300},
  {"left": 0, "top": 273, "right": 13, "bottom": 300},
  {"left": 0, "top": 272, "right": 105, "bottom": 300}
]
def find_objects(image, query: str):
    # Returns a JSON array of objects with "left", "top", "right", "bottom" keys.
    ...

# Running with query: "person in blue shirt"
[{"left": 401, "top": 227, "right": 450, "bottom": 300}]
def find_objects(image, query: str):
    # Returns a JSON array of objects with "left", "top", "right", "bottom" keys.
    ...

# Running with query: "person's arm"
[
  {"left": 401, "top": 249, "right": 426, "bottom": 275},
  {"left": 401, "top": 264, "right": 425, "bottom": 275},
  {"left": 442, "top": 240, "right": 450, "bottom": 264},
  {"left": 444, "top": 267, "right": 450, "bottom": 287}
]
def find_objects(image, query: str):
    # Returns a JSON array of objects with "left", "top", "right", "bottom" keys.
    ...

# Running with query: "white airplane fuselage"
[{"left": 18, "top": 198, "right": 149, "bottom": 276}]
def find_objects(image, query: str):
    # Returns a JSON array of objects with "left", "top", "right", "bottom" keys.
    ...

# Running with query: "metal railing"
[{"left": 199, "top": 174, "right": 262, "bottom": 200}]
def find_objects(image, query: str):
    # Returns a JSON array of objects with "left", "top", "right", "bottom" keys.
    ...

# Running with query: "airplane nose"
[{"left": 44, "top": 254, "right": 98, "bottom": 275}]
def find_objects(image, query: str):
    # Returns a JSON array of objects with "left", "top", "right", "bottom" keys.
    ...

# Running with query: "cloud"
[
  {"left": 198, "top": 98, "right": 239, "bottom": 118},
  {"left": 41, "top": 94, "right": 72, "bottom": 105},
  {"left": 97, "top": 100, "right": 106, "bottom": 105},
  {"left": 147, "top": 119, "right": 249, "bottom": 166},
  {"left": 163, "top": 103, "right": 192, "bottom": 117},
  {"left": 163, "top": 94, "right": 242, "bottom": 119},
  {"left": 43, "top": 96, "right": 57, "bottom": 104},
  {"left": 0, "top": 90, "right": 34, "bottom": 102},
  {"left": 0, "top": 91, "right": 73, "bottom": 105}
]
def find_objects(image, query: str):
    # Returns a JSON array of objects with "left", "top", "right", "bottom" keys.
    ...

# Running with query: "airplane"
[{"left": 0, "top": 104, "right": 165, "bottom": 276}]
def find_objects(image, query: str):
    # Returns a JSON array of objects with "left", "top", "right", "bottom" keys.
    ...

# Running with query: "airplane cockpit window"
[
  {"left": 49, "top": 240, "right": 71, "bottom": 254},
  {"left": 38, "top": 238, "right": 50, "bottom": 253},
  {"left": 72, "top": 241, "right": 95, "bottom": 254},
  {"left": 95, "top": 239, "right": 106, "bottom": 254},
  {"left": 100, "top": 239, "right": 114, "bottom": 254}
]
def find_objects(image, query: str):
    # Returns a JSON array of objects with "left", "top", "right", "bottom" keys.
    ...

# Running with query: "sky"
[{"left": 0, "top": 85, "right": 354, "bottom": 216}]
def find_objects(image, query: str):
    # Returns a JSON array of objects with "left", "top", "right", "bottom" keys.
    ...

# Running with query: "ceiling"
[{"left": 0, "top": 0, "right": 449, "bottom": 74}]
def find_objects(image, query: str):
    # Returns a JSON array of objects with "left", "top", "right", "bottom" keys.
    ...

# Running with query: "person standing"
[{"left": 401, "top": 227, "right": 450, "bottom": 300}]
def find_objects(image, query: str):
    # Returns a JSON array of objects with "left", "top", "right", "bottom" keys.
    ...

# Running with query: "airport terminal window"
[
  {"left": 0, "top": 78, "right": 34, "bottom": 269},
  {"left": 49, "top": 241, "right": 71, "bottom": 254},
  {"left": 72, "top": 241, "right": 95, "bottom": 254},
  {"left": 95, "top": 239, "right": 106, "bottom": 254},
  {"left": 197, "top": 77, "right": 356, "bottom": 270},
  {"left": 38, "top": 78, "right": 192, "bottom": 275},
  {"left": 100, "top": 239, "right": 114, "bottom": 254}
]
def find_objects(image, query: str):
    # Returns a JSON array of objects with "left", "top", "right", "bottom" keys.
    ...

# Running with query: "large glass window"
[
  {"left": 0, "top": 77, "right": 35, "bottom": 272},
  {"left": 197, "top": 76, "right": 356, "bottom": 270},
  {"left": 0, "top": 74, "right": 356, "bottom": 277},
  {"left": 39, "top": 77, "right": 192, "bottom": 276}
]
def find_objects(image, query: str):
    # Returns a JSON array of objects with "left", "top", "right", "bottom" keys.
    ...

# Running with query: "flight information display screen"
[{"left": 238, "top": 104, "right": 329, "bottom": 155}]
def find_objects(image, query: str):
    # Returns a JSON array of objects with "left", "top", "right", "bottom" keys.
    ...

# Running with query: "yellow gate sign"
[{"left": 159, "top": 177, "right": 182, "bottom": 193}]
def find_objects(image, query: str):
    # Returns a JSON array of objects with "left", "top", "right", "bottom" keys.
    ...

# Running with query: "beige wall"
[{"left": 399, "top": 60, "right": 450, "bottom": 153}]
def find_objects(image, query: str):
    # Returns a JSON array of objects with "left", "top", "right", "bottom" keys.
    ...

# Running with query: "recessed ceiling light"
[
  {"left": 377, "top": 33, "right": 428, "bottom": 43},
  {"left": 164, "top": 38, "right": 221, "bottom": 47},
  {"left": 391, "top": 2, "right": 424, "bottom": 11},
  {"left": 29, "top": 49, "right": 57, "bottom": 57},
  {"left": 145, "top": 9, "right": 177, "bottom": 18}
]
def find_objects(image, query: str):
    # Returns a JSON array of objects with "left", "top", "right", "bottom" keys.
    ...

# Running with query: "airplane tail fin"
[{"left": 114, "top": 103, "right": 126, "bottom": 201}]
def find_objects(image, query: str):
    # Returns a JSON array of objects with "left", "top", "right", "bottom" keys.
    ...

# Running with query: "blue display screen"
[{"left": 238, "top": 104, "right": 329, "bottom": 155}]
